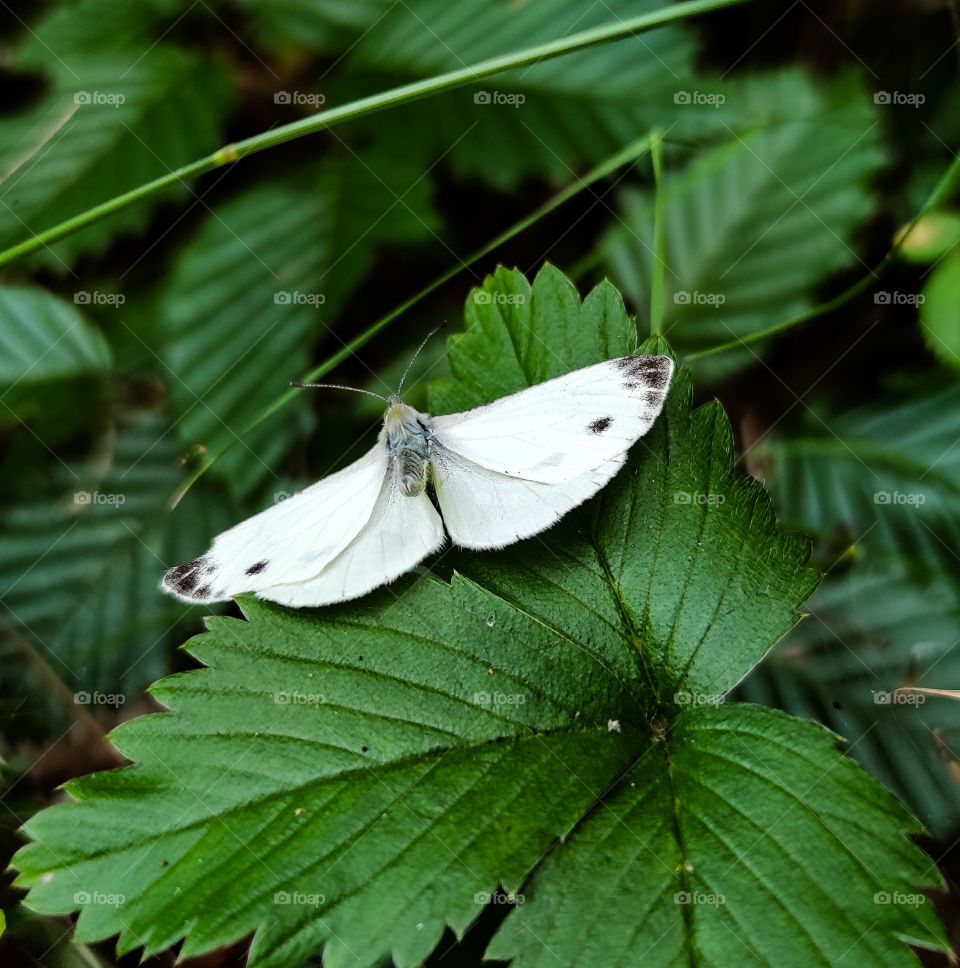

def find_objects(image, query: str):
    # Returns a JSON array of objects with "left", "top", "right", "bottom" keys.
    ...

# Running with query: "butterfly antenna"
[
  {"left": 396, "top": 323, "right": 445, "bottom": 395},
  {"left": 290, "top": 382, "right": 389, "bottom": 402}
]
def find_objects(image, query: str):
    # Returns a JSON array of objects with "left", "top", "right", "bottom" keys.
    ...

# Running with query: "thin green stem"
[
  {"left": 685, "top": 147, "right": 960, "bottom": 362},
  {"left": 169, "top": 132, "right": 659, "bottom": 506},
  {"left": 648, "top": 129, "right": 666, "bottom": 336},
  {"left": 0, "top": 0, "right": 750, "bottom": 268}
]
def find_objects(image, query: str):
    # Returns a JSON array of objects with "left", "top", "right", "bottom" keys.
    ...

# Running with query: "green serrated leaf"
[
  {"left": 764, "top": 381, "right": 960, "bottom": 578},
  {"left": 749, "top": 381, "right": 960, "bottom": 835},
  {"left": 738, "top": 557, "right": 960, "bottom": 836},
  {"left": 0, "top": 285, "right": 111, "bottom": 388},
  {"left": 0, "top": 411, "right": 236, "bottom": 693},
  {"left": 602, "top": 72, "right": 886, "bottom": 379},
  {"left": 10, "top": 268, "right": 941, "bottom": 968},
  {"left": 489, "top": 704, "right": 943, "bottom": 968},
  {"left": 0, "top": 46, "right": 233, "bottom": 269},
  {"left": 233, "top": 0, "right": 395, "bottom": 52},
  {"left": 148, "top": 153, "right": 438, "bottom": 496}
]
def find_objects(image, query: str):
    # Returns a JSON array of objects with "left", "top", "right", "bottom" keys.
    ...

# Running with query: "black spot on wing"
[
  {"left": 589, "top": 417, "right": 613, "bottom": 434},
  {"left": 195, "top": 584, "right": 212, "bottom": 598},
  {"left": 245, "top": 560, "right": 269, "bottom": 576},
  {"left": 616, "top": 355, "right": 672, "bottom": 391},
  {"left": 164, "top": 556, "right": 204, "bottom": 594}
]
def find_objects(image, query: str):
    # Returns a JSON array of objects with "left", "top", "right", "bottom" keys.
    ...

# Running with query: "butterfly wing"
[
  {"left": 162, "top": 443, "right": 388, "bottom": 603},
  {"left": 431, "top": 446, "right": 627, "bottom": 549},
  {"left": 429, "top": 354, "right": 673, "bottom": 548},
  {"left": 430, "top": 355, "right": 673, "bottom": 484},
  {"left": 255, "top": 464, "right": 444, "bottom": 607}
]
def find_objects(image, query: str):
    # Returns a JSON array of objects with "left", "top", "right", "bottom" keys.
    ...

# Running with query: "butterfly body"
[
  {"left": 163, "top": 354, "right": 674, "bottom": 608},
  {"left": 383, "top": 399, "right": 433, "bottom": 497}
]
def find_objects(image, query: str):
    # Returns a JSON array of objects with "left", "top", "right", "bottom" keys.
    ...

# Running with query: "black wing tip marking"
[
  {"left": 163, "top": 556, "right": 219, "bottom": 601},
  {"left": 588, "top": 417, "right": 613, "bottom": 434},
  {"left": 616, "top": 355, "right": 674, "bottom": 390}
]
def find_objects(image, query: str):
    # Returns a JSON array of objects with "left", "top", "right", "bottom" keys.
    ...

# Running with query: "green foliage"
[
  {"left": 2, "top": 2, "right": 959, "bottom": 964},
  {"left": 13, "top": 268, "right": 944, "bottom": 968},
  {"left": 0, "top": 286, "right": 111, "bottom": 388},
  {"left": 919, "top": 252, "right": 960, "bottom": 369},
  {"left": 145, "top": 152, "right": 438, "bottom": 496},
  {"left": 744, "top": 382, "right": 960, "bottom": 834},
  {"left": 898, "top": 211, "right": 960, "bottom": 263},
  {"left": 0, "top": 412, "right": 235, "bottom": 693},
  {"left": 601, "top": 72, "right": 886, "bottom": 377},
  {"left": 0, "top": 45, "right": 234, "bottom": 269},
  {"left": 345, "top": 0, "right": 704, "bottom": 189}
]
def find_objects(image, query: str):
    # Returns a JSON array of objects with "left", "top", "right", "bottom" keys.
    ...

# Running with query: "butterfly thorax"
[{"left": 383, "top": 399, "right": 433, "bottom": 497}]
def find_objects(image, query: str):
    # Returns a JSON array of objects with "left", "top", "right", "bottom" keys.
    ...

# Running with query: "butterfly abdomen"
[{"left": 384, "top": 399, "right": 433, "bottom": 496}]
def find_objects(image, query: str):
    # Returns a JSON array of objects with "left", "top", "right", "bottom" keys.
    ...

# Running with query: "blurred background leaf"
[{"left": 3, "top": 0, "right": 960, "bottom": 963}]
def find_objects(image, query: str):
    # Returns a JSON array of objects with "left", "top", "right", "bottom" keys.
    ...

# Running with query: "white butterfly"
[{"left": 162, "top": 354, "right": 674, "bottom": 607}]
